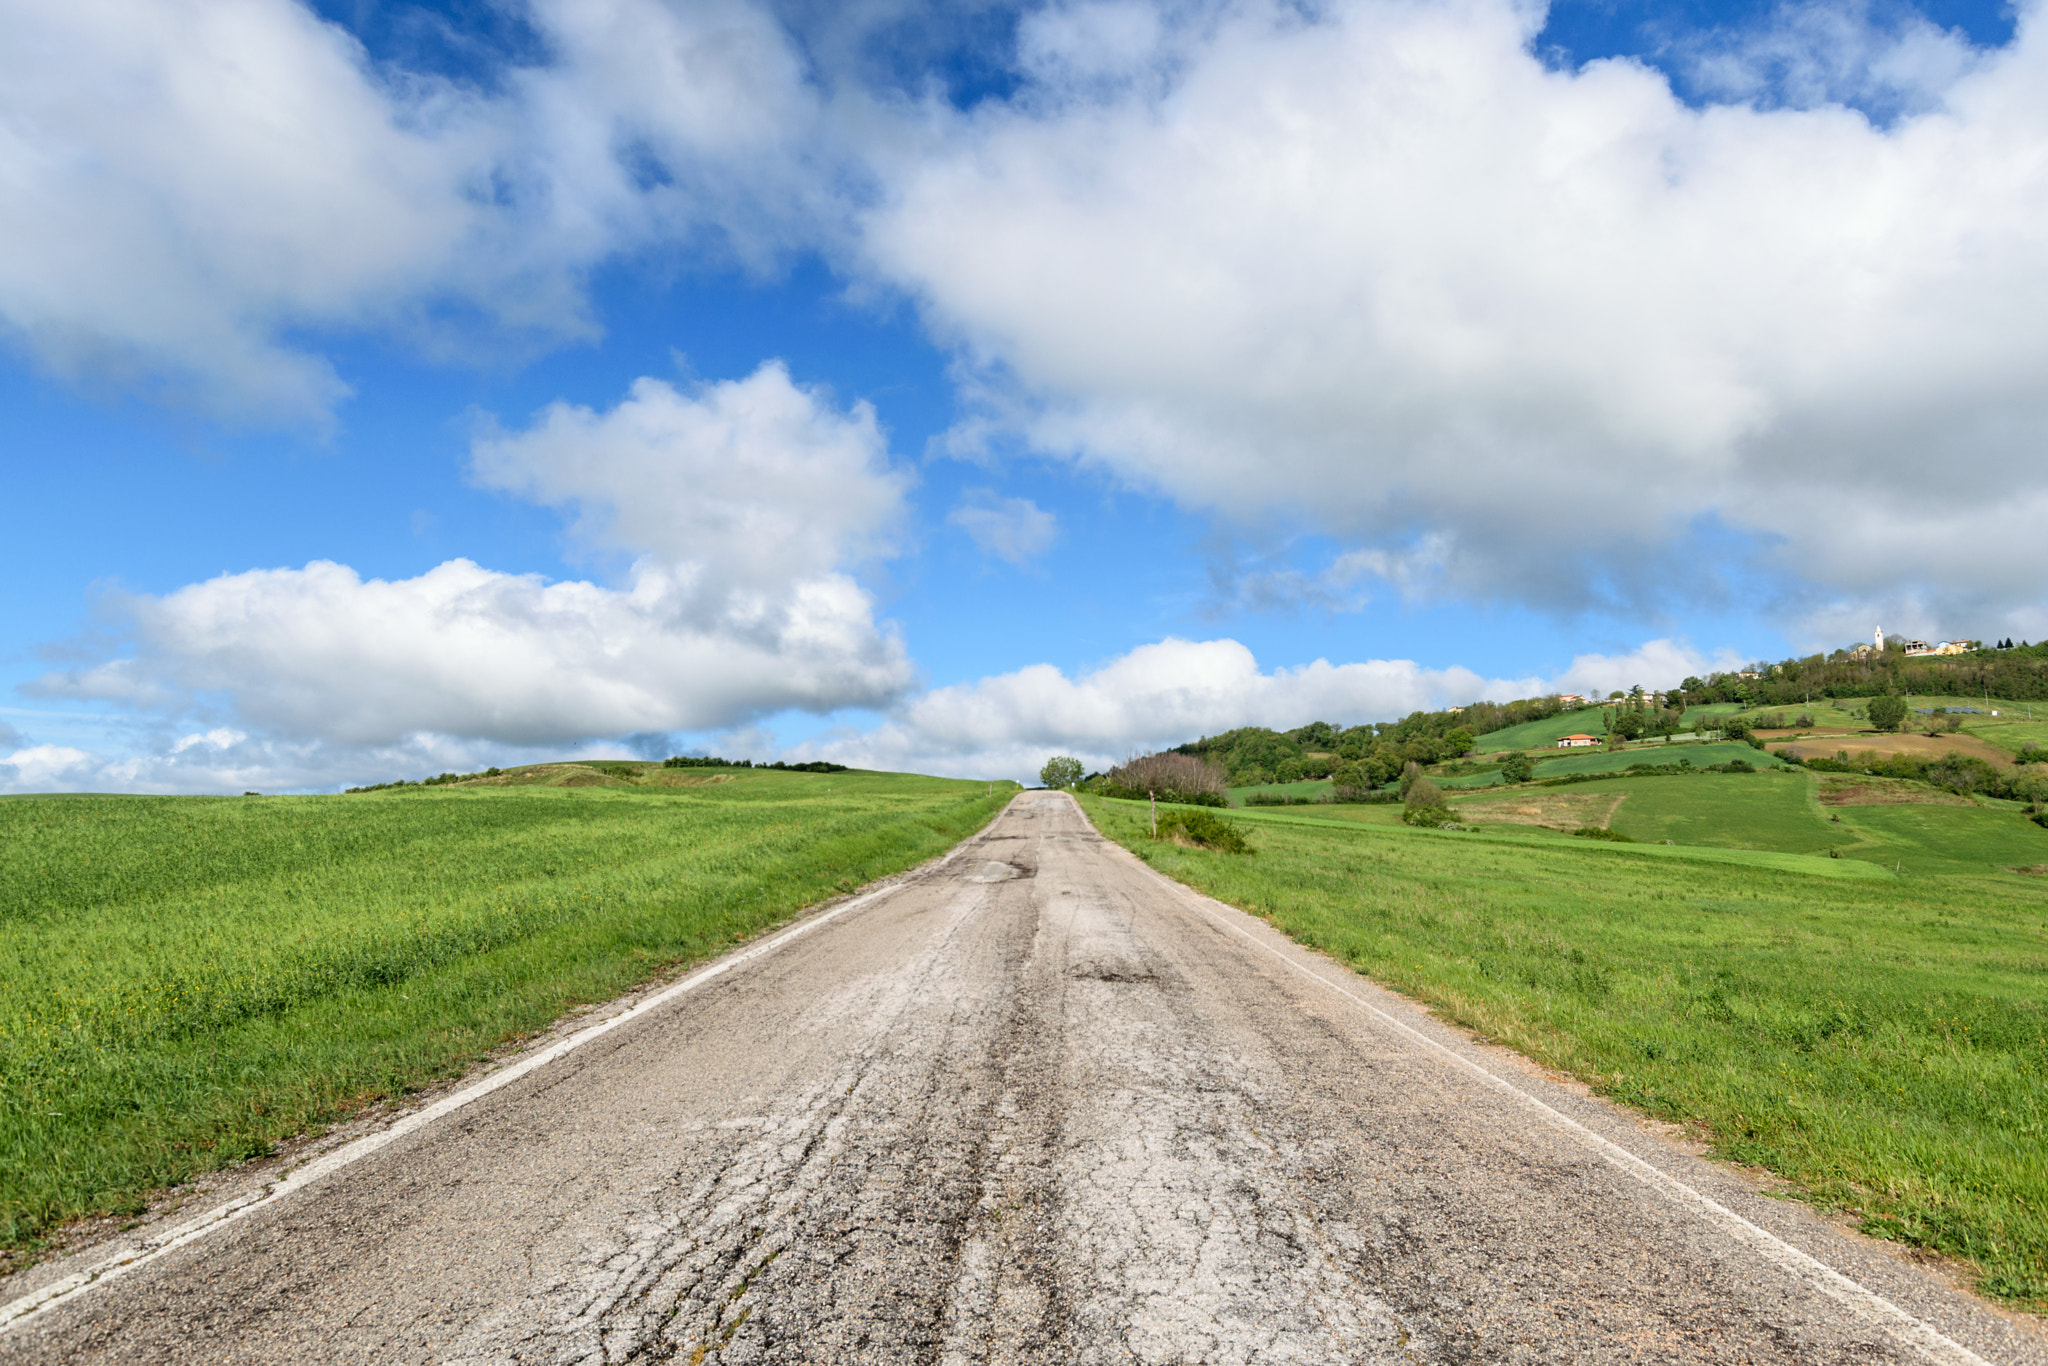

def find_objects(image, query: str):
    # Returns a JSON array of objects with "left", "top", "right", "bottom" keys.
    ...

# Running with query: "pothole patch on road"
[{"left": 962, "top": 859, "right": 1030, "bottom": 883}]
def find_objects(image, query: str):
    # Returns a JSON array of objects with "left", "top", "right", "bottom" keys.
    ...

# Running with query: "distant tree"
[
  {"left": 1039, "top": 755, "right": 1084, "bottom": 789},
  {"left": 1500, "top": 752, "right": 1535, "bottom": 783},
  {"left": 1611, "top": 711, "right": 1646, "bottom": 741},
  {"left": 1404, "top": 776, "right": 1444, "bottom": 810},
  {"left": 1398, "top": 760, "right": 1425, "bottom": 800},
  {"left": 1680, "top": 676, "right": 1705, "bottom": 694},
  {"left": 1275, "top": 758, "right": 1305, "bottom": 783},
  {"left": 1443, "top": 727, "right": 1476, "bottom": 756},
  {"left": 1867, "top": 695, "right": 1908, "bottom": 732}
]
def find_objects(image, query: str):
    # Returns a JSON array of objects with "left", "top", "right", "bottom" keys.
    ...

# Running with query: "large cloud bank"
[
  {"left": 0, "top": 0, "right": 829, "bottom": 419},
  {"left": 867, "top": 0, "right": 2048, "bottom": 628},
  {"left": 10, "top": 0, "right": 2045, "bottom": 624}
]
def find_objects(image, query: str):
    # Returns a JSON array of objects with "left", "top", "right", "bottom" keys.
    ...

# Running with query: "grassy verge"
[
  {"left": 1077, "top": 792, "right": 2048, "bottom": 1310},
  {"left": 2, "top": 772, "right": 1013, "bottom": 1258}
]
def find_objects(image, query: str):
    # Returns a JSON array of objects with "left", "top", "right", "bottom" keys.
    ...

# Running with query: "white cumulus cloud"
[
  {"left": 803, "top": 634, "right": 1746, "bottom": 781},
  {"left": 32, "top": 362, "right": 914, "bottom": 755},
  {"left": 0, "top": 0, "right": 835, "bottom": 421},
  {"left": 863, "top": 0, "right": 2048, "bottom": 620},
  {"left": 0, "top": 745, "right": 97, "bottom": 793},
  {"left": 947, "top": 490, "right": 1060, "bottom": 564}
]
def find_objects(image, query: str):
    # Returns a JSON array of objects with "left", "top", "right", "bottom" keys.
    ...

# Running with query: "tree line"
[{"left": 1674, "top": 639, "right": 2048, "bottom": 708}]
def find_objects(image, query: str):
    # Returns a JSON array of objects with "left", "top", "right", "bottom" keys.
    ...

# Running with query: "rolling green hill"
[{"left": 1474, "top": 708, "right": 1612, "bottom": 750}]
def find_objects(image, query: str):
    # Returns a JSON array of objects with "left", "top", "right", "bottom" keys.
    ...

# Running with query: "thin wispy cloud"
[{"left": 948, "top": 491, "right": 1060, "bottom": 565}]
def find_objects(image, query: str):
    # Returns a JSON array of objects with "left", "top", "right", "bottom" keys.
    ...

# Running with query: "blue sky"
[{"left": 3, "top": 0, "right": 2043, "bottom": 792}]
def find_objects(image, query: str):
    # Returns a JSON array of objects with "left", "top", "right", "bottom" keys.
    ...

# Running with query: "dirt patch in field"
[
  {"left": 2007, "top": 864, "right": 2048, "bottom": 876},
  {"left": 1815, "top": 777, "right": 1975, "bottom": 807},
  {"left": 1451, "top": 790, "right": 1628, "bottom": 831},
  {"left": 1771, "top": 732, "right": 2017, "bottom": 768},
  {"left": 651, "top": 771, "right": 743, "bottom": 788}
]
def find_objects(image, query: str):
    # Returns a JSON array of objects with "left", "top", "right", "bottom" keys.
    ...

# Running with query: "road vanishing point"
[{"left": 3, "top": 793, "right": 2040, "bottom": 1364}]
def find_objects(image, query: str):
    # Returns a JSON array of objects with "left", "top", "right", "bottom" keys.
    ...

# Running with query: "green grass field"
[
  {"left": 1964, "top": 717, "right": 2048, "bottom": 758},
  {"left": 1077, "top": 792, "right": 2048, "bottom": 1308},
  {"left": 1227, "top": 778, "right": 1335, "bottom": 805},
  {"left": 1532, "top": 740, "right": 1784, "bottom": 780},
  {"left": 1227, "top": 796, "right": 1897, "bottom": 880},
  {"left": 1599, "top": 772, "right": 1831, "bottom": 852},
  {"left": 1833, "top": 803, "right": 2048, "bottom": 876},
  {"left": 1447, "top": 769, "right": 2048, "bottom": 873},
  {"left": 1726, "top": 699, "right": 1861, "bottom": 730},
  {"left": 1743, "top": 694, "right": 2046, "bottom": 749},
  {"left": 1475, "top": 708, "right": 1614, "bottom": 750},
  {"left": 1478, "top": 705, "right": 1751, "bottom": 753},
  {"left": 0, "top": 771, "right": 1012, "bottom": 1259}
]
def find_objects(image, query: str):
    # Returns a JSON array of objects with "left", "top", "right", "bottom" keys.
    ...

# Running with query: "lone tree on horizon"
[{"left": 1039, "top": 755, "right": 1084, "bottom": 789}]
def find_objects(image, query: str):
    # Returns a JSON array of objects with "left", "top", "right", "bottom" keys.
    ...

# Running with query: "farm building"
[{"left": 1556, "top": 734, "right": 1599, "bottom": 748}]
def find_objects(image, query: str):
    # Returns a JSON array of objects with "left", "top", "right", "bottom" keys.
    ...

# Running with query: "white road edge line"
[
  {"left": 0, "top": 856, "right": 950, "bottom": 1336},
  {"left": 1080, "top": 795, "right": 1994, "bottom": 1366}
]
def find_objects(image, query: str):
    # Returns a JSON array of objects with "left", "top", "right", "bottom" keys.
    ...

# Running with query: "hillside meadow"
[
  {"left": 0, "top": 770, "right": 1013, "bottom": 1261},
  {"left": 1080, "top": 787, "right": 2048, "bottom": 1310}
]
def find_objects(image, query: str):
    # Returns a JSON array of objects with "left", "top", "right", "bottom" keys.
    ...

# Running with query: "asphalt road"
[{"left": 3, "top": 793, "right": 2038, "bottom": 1364}]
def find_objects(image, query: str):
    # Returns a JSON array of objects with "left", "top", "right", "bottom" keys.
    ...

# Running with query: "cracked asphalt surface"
[{"left": 5, "top": 792, "right": 2039, "bottom": 1364}]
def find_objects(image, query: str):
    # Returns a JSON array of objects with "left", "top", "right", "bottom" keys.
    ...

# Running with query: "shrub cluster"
[
  {"left": 345, "top": 767, "right": 502, "bottom": 794},
  {"left": 1532, "top": 758, "right": 1767, "bottom": 788},
  {"left": 1153, "top": 808, "right": 1253, "bottom": 853},
  {"left": 1795, "top": 748, "right": 2047, "bottom": 802},
  {"left": 661, "top": 755, "right": 848, "bottom": 773},
  {"left": 1092, "top": 751, "right": 1229, "bottom": 807},
  {"left": 1170, "top": 698, "right": 1556, "bottom": 787},
  {"left": 1243, "top": 787, "right": 1400, "bottom": 806}
]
